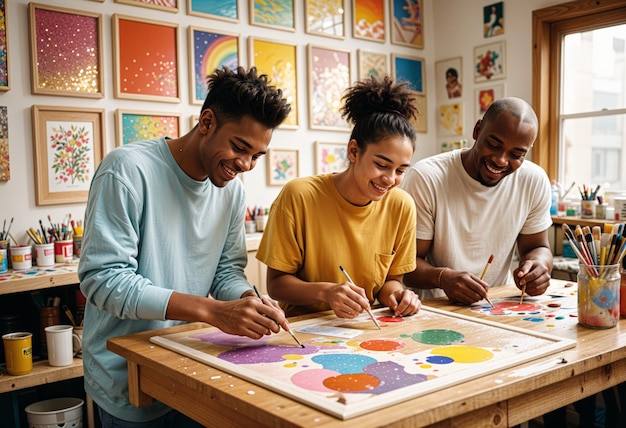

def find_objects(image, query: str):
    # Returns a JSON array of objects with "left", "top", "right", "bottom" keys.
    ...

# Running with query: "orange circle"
[
  {"left": 323, "top": 373, "right": 381, "bottom": 392},
  {"left": 360, "top": 339, "right": 404, "bottom": 351}
]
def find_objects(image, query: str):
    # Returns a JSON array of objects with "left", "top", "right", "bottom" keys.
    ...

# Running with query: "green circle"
[{"left": 412, "top": 329, "right": 465, "bottom": 345}]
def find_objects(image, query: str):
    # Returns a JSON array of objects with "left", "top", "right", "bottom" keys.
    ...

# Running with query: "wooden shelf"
[
  {"left": 551, "top": 215, "right": 614, "bottom": 229},
  {"left": 0, "top": 358, "right": 83, "bottom": 394},
  {"left": 0, "top": 263, "right": 79, "bottom": 295}
]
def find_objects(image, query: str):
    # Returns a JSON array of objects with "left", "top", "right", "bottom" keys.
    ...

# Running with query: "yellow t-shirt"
[{"left": 256, "top": 174, "right": 416, "bottom": 316}]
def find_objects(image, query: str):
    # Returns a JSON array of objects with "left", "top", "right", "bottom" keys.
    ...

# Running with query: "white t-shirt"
[{"left": 400, "top": 149, "right": 552, "bottom": 300}]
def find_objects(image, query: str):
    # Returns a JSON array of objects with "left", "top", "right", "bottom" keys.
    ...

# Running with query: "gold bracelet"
[{"left": 437, "top": 267, "right": 449, "bottom": 288}]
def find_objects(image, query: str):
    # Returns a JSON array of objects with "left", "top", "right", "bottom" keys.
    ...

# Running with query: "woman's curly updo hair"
[{"left": 341, "top": 75, "right": 419, "bottom": 152}]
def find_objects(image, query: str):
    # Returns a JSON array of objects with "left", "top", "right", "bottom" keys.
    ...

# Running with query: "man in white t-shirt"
[{"left": 399, "top": 97, "right": 553, "bottom": 304}]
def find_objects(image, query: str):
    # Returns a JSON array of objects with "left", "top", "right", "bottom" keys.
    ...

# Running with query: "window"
[{"left": 532, "top": 1, "right": 626, "bottom": 194}]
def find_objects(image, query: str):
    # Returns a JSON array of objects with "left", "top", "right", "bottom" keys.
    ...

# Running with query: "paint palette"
[{"left": 151, "top": 306, "right": 575, "bottom": 420}]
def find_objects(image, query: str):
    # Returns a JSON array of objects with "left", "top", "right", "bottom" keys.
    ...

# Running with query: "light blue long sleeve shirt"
[{"left": 78, "top": 138, "right": 251, "bottom": 422}]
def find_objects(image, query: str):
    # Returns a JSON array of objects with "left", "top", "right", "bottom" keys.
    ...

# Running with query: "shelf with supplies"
[
  {"left": 549, "top": 215, "right": 617, "bottom": 260},
  {"left": 0, "top": 263, "right": 79, "bottom": 296}
]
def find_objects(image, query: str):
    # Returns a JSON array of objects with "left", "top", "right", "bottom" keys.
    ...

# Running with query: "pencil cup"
[
  {"left": 255, "top": 215, "right": 267, "bottom": 232},
  {"left": 54, "top": 240, "right": 73, "bottom": 263},
  {"left": 45, "top": 325, "right": 79, "bottom": 366},
  {"left": 580, "top": 200, "right": 596, "bottom": 219},
  {"left": 10, "top": 246, "right": 32, "bottom": 270},
  {"left": 245, "top": 220, "right": 256, "bottom": 234},
  {"left": 2, "top": 332, "right": 33, "bottom": 375},
  {"left": 35, "top": 243, "right": 55, "bottom": 267},
  {"left": 577, "top": 263, "right": 620, "bottom": 329}
]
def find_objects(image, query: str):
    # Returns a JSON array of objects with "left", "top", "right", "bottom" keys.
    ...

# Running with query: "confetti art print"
[
  {"left": 113, "top": 15, "right": 180, "bottom": 103},
  {"left": 0, "top": 1, "right": 10, "bottom": 91},
  {"left": 115, "top": 109, "right": 180, "bottom": 146},
  {"left": 151, "top": 306, "right": 575, "bottom": 420},
  {"left": 28, "top": 4, "right": 103, "bottom": 98},
  {"left": 0, "top": 106, "right": 8, "bottom": 180}
]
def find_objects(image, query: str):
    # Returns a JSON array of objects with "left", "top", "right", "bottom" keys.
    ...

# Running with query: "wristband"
[{"left": 437, "top": 267, "right": 449, "bottom": 288}]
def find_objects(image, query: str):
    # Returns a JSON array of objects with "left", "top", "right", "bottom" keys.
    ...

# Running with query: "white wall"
[{"left": 0, "top": 0, "right": 565, "bottom": 247}]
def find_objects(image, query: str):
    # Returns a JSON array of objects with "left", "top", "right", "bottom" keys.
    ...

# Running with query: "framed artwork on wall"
[
  {"left": 437, "top": 102, "right": 464, "bottom": 137},
  {"left": 249, "top": 0, "right": 295, "bottom": 32},
  {"left": 31, "top": 105, "right": 106, "bottom": 206},
  {"left": 248, "top": 37, "right": 299, "bottom": 129},
  {"left": 357, "top": 50, "right": 387, "bottom": 80},
  {"left": 435, "top": 57, "right": 463, "bottom": 105},
  {"left": 186, "top": 0, "right": 238, "bottom": 22},
  {"left": 112, "top": 14, "right": 180, "bottom": 103},
  {"left": 266, "top": 148, "right": 299, "bottom": 186},
  {"left": 391, "top": 0, "right": 423, "bottom": 48},
  {"left": 304, "top": 0, "right": 345, "bottom": 39},
  {"left": 0, "top": 1, "right": 10, "bottom": 91},
  {"left": 114, "top": 0, "right": 178, "bottom": 13},
  {"left": 314, "top": 141, "right": 347, "bottom": 174},
  {"left": 28, "top": 4, "right": 103, "bottom": 98},
  {"left": 115, "top": 109, "right": 181, "bottom": 146},
  {"left": 391, "top": 54, "right": 425, "bottom": 94},
  {"left": 0, "top": 106, "right": 9, "bottom": 181},
  {"left": 474, "top": 41, "right": 506, "bottom": 83},
  {"left": 307, "top": 44, "right": 351, "bottom": 131},
  {"left": 188, "top": 27, "right": 240, "bottom": 105},
  {"left": 475, "top": 84, "right": 505, "bottom": 120},
  {"left": 483, "top": 1, "right": 504, "bottom": 38},
  {"left": 352, "top": 0, "right": 385, "bottom": 42}
]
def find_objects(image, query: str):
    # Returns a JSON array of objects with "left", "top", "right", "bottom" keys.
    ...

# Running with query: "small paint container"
[
  {"left": 73, "top": 234, "right": 82, "bottom": 259},
  {"left": 35, "top": 243, "right": 55, "bottom": 267},
  {"left": 0, "top": 248, "right": 7, "bottom": 273},
  {"left": 54, "top": 240, "right": 73, "bottom": 263},
  {"left": 245, "top": 221, "right": 256, "bottom": 234},
  {"left": 10, "top": 246, "right": 32, "bottom": 271},
  {"left": 578, "top": 263, "right": 620, "bottom": 328},
  {"left": 580, "top": 200, "right": 596, "bottom": 219}
]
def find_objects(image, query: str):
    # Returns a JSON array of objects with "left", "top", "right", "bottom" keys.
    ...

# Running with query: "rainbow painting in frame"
[
  {"left": 151, "top": 306, "right": 575, "bottom": 420},
  {"left": 188, "top": 26, "right": 239, "bottom": 105}
]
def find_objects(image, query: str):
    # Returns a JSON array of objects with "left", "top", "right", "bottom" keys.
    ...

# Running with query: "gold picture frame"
[
  {"left": 114, "top": 0, "right": 178, "bottom": 13},
  {"left": 32, "top": 105, "right": 106, "bottom": 206},
  {"left": 248, "top": 36, "right": 299, "bottom": 129},
  {"left": 266, "top": 148, "right": 299, "bottom": 186},
  {"left": 304, "top": 0, "right": 345, "bottom": 39},
  {"left": 115, "top": 109, "right": 181, "bottom": 147},
  {"left": 112, "top": 14, "right": 180, "bottom": 103},
  {"left": 28, "top": 3, "right": 104, "bottom": 98}
]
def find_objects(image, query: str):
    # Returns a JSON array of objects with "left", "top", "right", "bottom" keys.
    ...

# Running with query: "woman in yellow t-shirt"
[{"left": 256, "top": 75, "right": 422, "bottom": 318}]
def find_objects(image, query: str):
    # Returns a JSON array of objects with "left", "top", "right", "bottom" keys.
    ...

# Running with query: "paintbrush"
[
  {"left": 252, "top": 285, "right": 304, "bottom": 348},
  {"left": 339, "top": 265, "right": 381, "bottom": 329},
  {"left": 479, "top": 254, "right": 495, "bottom": 307}
]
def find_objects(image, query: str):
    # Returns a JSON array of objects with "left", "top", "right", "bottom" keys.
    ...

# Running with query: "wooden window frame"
[{"left": 532, "top": 0, "right": 626, "bottom": 179}]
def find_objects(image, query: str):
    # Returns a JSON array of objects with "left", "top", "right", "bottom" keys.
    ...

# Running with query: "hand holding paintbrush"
[
  {"left": 339, "top": 265, "right": 381, "bottom": 329},
  {"left": 479, "top": 255, "right": 495, "bottom": 307}
]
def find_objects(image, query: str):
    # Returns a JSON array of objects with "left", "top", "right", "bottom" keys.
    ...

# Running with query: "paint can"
[{"left": 578, "top": 263, "right": 620, "bottom": 329}]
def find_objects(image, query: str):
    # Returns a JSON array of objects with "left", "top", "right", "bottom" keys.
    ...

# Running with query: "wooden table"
[{"left": 108, "top": 279, "right": 626, "bottom": 427}]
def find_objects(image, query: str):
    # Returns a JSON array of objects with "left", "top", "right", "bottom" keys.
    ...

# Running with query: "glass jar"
[{"left": 578, "top": 264, "right": 620, "bottom": 329}]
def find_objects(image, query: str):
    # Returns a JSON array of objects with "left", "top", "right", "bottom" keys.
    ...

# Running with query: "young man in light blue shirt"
[{"left": 79, "top": 67, "right": 291, "bottom": 427}]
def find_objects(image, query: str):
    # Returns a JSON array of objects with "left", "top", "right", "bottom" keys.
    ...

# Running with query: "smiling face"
[
  {"left": 462, "top": 110, "right": 537, "bottom": 187},
  {"left": 341, "top": 136, "right": 414, "bottom": 206},
  {"left": 192, "top": 109, "right": 272, "bottom": 186}
]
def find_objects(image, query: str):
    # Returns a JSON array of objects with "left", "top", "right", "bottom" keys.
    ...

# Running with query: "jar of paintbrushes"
[{"left": 562, "top": 222, "right": 625, "bottom": 328}]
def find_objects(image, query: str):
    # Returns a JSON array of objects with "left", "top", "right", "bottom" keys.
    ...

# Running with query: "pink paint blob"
[{"left": 377, "top": 316, "right": 404, "bottom": 323}]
